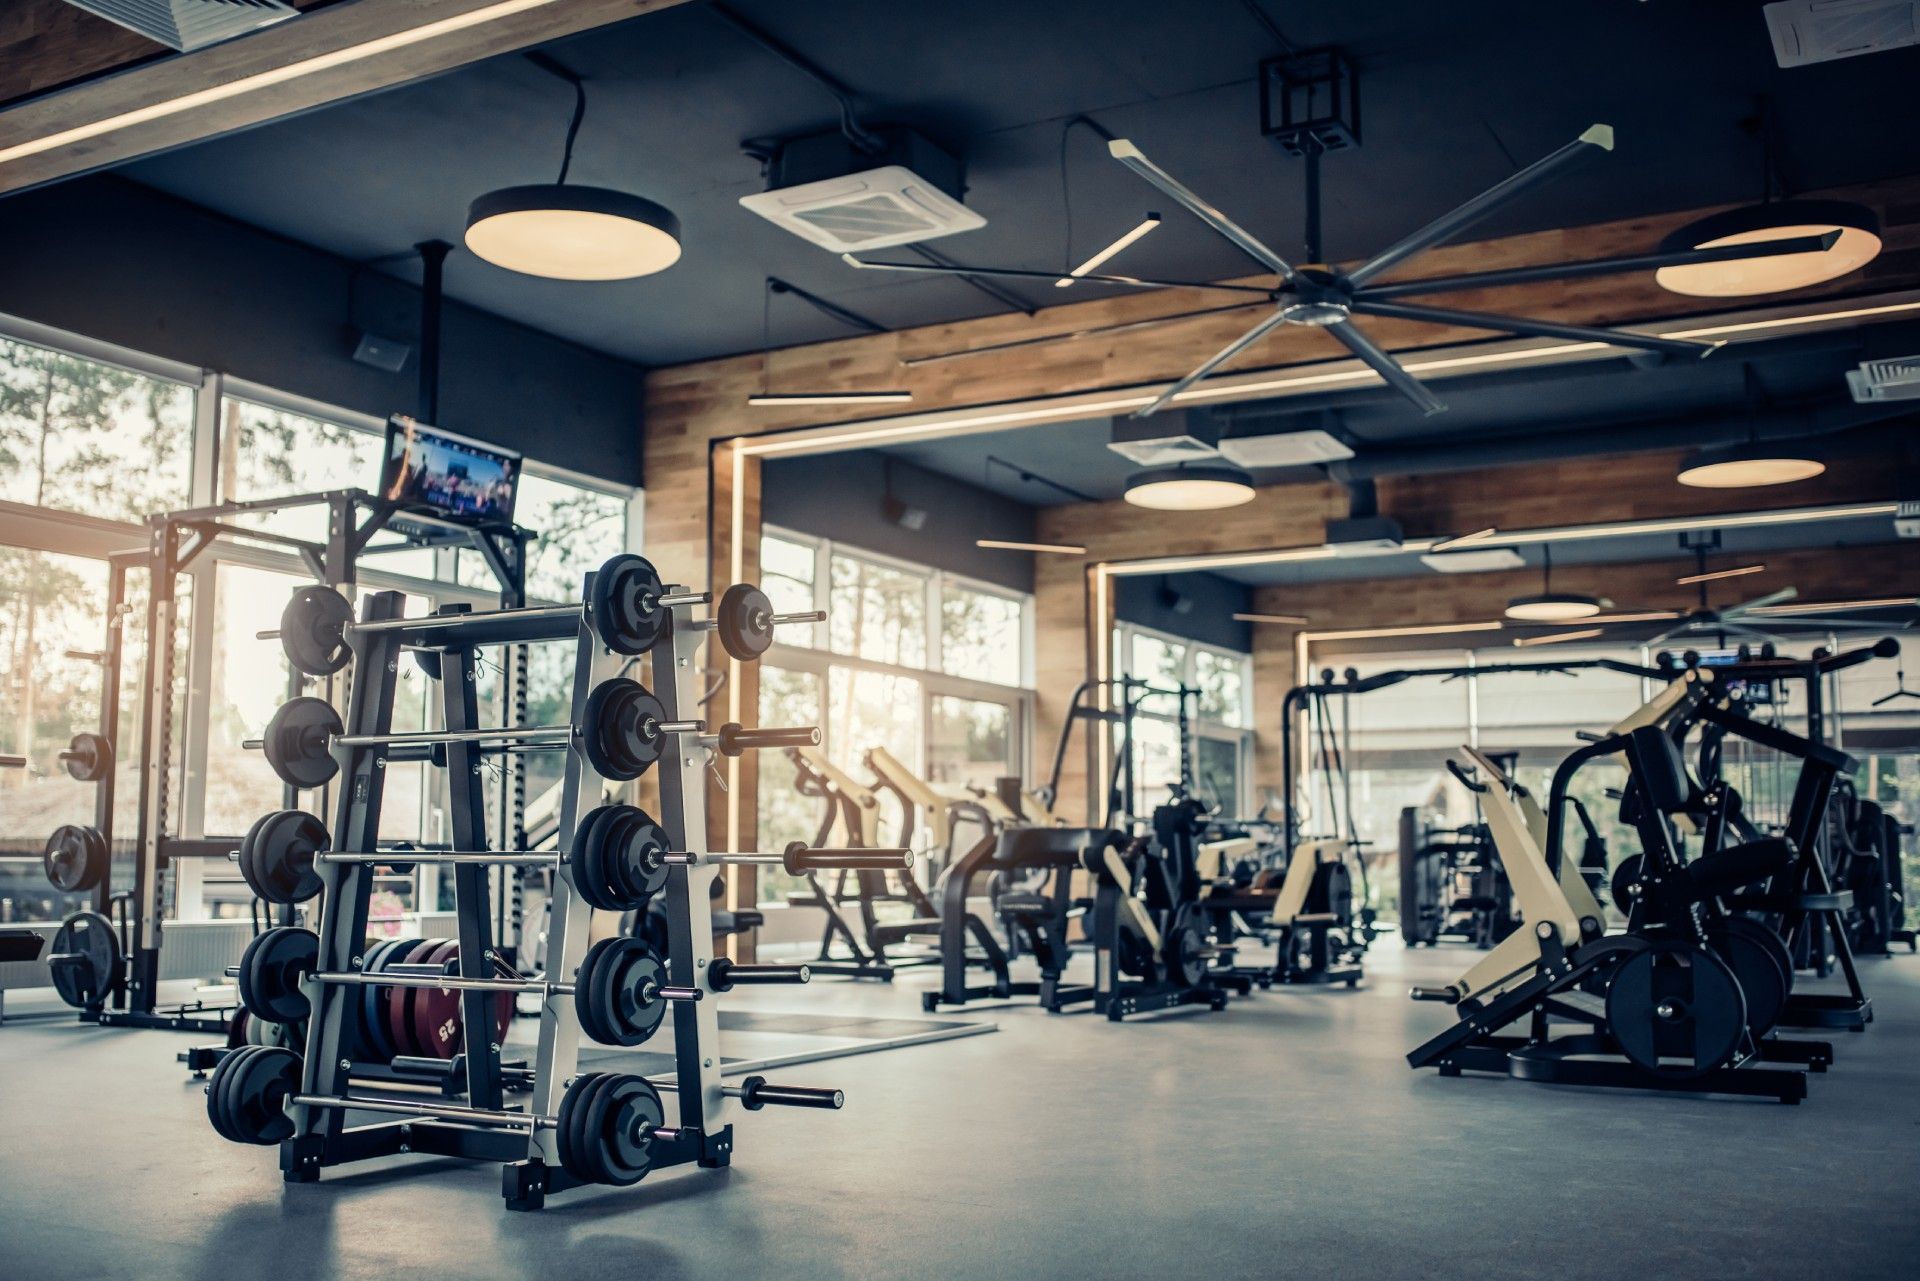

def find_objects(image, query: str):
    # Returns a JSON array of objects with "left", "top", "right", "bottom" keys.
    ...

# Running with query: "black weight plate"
[
  {"left": 554, "top": 1072, "right": 593, "bottom": 1183},
  {"left": 237, "top": 927, "right": 317, "bottom": 1024},
  {"left": 63, "top": 731, "right": 112, "bottom": 783},
  {"left": 1707, "top": 918, "right": 1790, "bottom": 1038},
  {"left": 362, "top": 937, "right": 414, "bottom": 1064},
  {"left": 412, "top": 647, "right": 443, "bottom": 680},
  {"left": 1721, "top": 915, "right": 1793, "bottom": 994},
  {"left": 1168, "top": 923, "right": 1209, "bottom": 990},
  {"left": 611, "top": 810, "right": 672, "bottom": 907},
  {"left": 1604, "top": 941, "right": 1746, "bottom": 1078},
  {"left": 589, "top": 554, "right": 670, "bottom": 657},
  {"left": 593, "top": 1075, "right": 664, "bottom": 1186},
  {"left": 611, "top": 942, "right": 669, "bottom": 1047},
  {"left": 575, "top": 937, "right": 619, "bottom": 1047},
  {"left": 567, "top": 1072, "right": 617, "bottom": 1185},
  {"left": 280, "top": 585, "right": 354, "bottom": 677},
  {"left": 570, "top": 804, "right": 615, "bottom": 912},
  {"left": 241, "top": 809, "right": 329, "bottom": 905},
  {"left": 226, "top": 1007, "right": 249, "bottom": 1050},
  {"left": 716, "top": 583, "right": 774, "bottom": 663},
  {"left": 43, "top": 824, "right": 107, "bottom": 893},
  {"left": 1609, "top": 854, "right": 1644, "bottom": 915},
  {"left": 212, "top": 1044, "right": 301, "bottom": 1145},
  {"left": 48, "top": 910, "right": 119, "bottom": 1009},
  {"left": 581, "top": 679, "right": 664, "bottom": 782},
  {"left": 261, "top": 697, "right": 343, "bottom": 790}
]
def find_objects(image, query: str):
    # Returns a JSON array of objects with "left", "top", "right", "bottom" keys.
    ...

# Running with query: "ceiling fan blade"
[
  {"left": 1765, "top": 618, "right": 1911, "bottom": 632},
  {"left": 1106, "top": 139, "right": 1296, "bottom": 280},
  {"left": 1345, "top": 124, "right": 1613, "bottom": 288},
  {"left": 837, "top": 254, "right": 1273, "bottom": 295},
  {"left": 1748, "top": 595, "right": 1917, "bottom": 617},
  {"left": 1326, "top": 321, "right": 1448, "bottom": 416},
  {"left": 1134, "top": 308, "right": 1292, "bottom": 417},
  {"left": 1350, "top": 298, "right": 1720, "bottom": 359},
  {"left": 1354, "top": 232, "right": 1841, "bottom": 301},
  {"left": 1511, "top": 626, "right": 1608, "bottom": 648},
  {"left": 1724, "top": 586, "right": 1800, "bottom": 616}
]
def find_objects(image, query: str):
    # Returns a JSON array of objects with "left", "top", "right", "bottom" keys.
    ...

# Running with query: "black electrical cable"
[
  {"left": 1057, "top": 114, "right": 1119, "bottom": 276},
  {"left": 556, "top": 77, "right": 587, "bottom": 184},
  {"left": 709, "top": 3, "right": 887, "bottom": 154}
]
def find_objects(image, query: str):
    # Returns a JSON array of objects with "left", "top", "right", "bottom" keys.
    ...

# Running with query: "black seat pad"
[{"left": 1687, "top": 837, "right": 1794, "bottom": 900}]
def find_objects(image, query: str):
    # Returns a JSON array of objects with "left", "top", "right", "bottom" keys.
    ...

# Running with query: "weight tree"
[{"left": 209, "top": 553, "right": 908, "bottom": 1208}]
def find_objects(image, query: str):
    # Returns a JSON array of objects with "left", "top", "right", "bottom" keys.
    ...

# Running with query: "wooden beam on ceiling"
[{"left": 0, "top": 0, "right": 692, "bottom": 196}]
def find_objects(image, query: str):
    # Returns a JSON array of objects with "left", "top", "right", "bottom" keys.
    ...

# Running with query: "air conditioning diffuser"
[
  {"left": 741, "top": 128, "right": 985, "bottom": 251},
  {"left": 1763, "top": 0, "right": 1918, "bottom": 67},
  {"left": 60, "top": 0, "right": 296, "bottom": 52},
  {"left": 1846, "top": 355, "right": 1920, "bottom": 402}
]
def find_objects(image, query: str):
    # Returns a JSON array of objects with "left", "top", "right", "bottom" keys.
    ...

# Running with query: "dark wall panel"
[
  {"left": 1114, "top": 571, "right": 1250, "bottom": 652},
  {"left": 761, "top": 453, "right": 1038, "bottom": 592},
  {"left": 0, "top": 176, "right": 644, "bottom": 484}
]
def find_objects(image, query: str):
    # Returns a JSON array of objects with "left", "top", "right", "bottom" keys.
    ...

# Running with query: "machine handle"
[
  {"left": 780, "top": 843, "right": 912, "bottom": 873},
  {"left": 1814, "top": 636, "right": 1900, "bottom": 675},
  {"left": 1445, "top": 759, "right": 1488, "bottom": 794}
]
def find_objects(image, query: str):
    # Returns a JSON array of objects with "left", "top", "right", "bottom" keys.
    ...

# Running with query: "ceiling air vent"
[
  {"left": 1846, "top": 355, "right": 1920, "bottom": 402},
  {"left": 1763, "top": 0, "right": 1919, "bottom": 67},
  {"left": 740, "top": 127, "right": 985, "bottom": 251},
  {"left": 1217, "top": 428, "right": 1354, "bottom": 469},
  {"left": 62, "top": 0, "right": 296, "bottom": 52},
  {"left": 1106, "top": 410, "right": 1221, "bottom": 466}
]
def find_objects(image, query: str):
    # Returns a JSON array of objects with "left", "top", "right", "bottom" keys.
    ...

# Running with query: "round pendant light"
[
  {"left": 465, "top": 185, "right": 681, "bottom": 281},
  {"left": 1505, "top": 545, "right": 1604, "bottom": 622},
  {"left": 1654, "top": 199, "right": 1880, "bottom": 297},
  {"left": 1676, "top": 441, "right": 1825, "bottom": 489},
  {"left": 1504, "top": 593, "right": 1604, "bottom": 622},
  {"left": 1123, "top": 462, "right": 1256, "bottom": 511}
]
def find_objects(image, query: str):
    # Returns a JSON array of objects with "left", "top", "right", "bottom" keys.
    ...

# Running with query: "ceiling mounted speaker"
[{"left": 465, "top": 186, "right": 681, "bottom": 281}]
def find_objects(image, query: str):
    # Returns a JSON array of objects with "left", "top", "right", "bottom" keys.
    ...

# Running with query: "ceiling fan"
[
  {"left": 840, "top": 119, "right": 1840, "bottom": 419},
  {"left": 1509, "top": 542, "right": 1920, "bottom": 647}
]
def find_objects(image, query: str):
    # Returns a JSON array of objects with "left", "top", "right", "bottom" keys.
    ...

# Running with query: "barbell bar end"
[
  {"left": 655, "top": 590, "right": 710, "bottom": 608},
  {"left": 770, "top": 610, "right": 826, "bottom": 626}
]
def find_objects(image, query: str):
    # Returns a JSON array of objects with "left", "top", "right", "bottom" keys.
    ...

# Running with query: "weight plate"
[
  {"left": 409, "top": 940, "right": 461, "bottom": 1061},
  {"left": 261, "top": 697, "right": 344, "bottom": 790},
  {"left": 48, "top": 910, "right": 119, "bottom": 1009},
  {"left": 384, "top": 939, "right": 437, "bottom": 1060},
  {"left": 611, "top": 810, "right": 672, "bottom": 908},
  {"left": 63, "top": 731, "right": 112, "bottom": 783},
  {"left": 413, "top": 946, "right": 518, "bottom": 1060},
  {"left": 280, "top": 585, "right": 354, "bottom": 677},
  {"left": 239, "top": 809, "right": 328, "bottom": 905},
  {"left": 208, "top": 1044, "right": 300, "bottom": 1146},
  {"left": 557, "top": 1072, "right": 608, "bottom": 1185},
  {"left": 716, "top": 583, "right": 774, "bottom": 663},
  {"left": 1707, "top": 918, "right": 1790, "bottom": 1038},
  {"left": 593, "top": 1075, "right": 665, "bottom": 1186},
  {"left": 43, "top": 824, "right": 108, "bottom": 893},
  {"left": 1604, "top": 940, "right": 1747, "bottom": 1078},
  {"left": 361, "top": 937, "right": 414, "bottom": 1064},
  {"left": 589, "top": 554, "right": 670, "bottom": 657},
  {"left": 581, "top": 679, "right": 665, "bottom": 782},
  {"left": 237, "top": 927, "right": 317, "bottom": 1024},
  {"left": 1168, "top": 923, "right": 1210, "bottom": 990},
  {"left": 570, "top": 804, "right": 614, "bottom": 912},
  {"left": 226, "top": 1007, "right": 249, "bottom": 1050}
]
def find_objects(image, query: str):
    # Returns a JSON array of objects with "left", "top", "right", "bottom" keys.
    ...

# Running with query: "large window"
[
  {"left": 753, "top": 527, "right": 1033, "bottom": 904},
  {"left": 0, "top": 315, "right": 639, "bottom": 930},
  {"left": 1112, "top": 621, "right": 1253, "bottom": 821},
  {"left": 0, "top": 333, "right": 194, "bottom": 523}
]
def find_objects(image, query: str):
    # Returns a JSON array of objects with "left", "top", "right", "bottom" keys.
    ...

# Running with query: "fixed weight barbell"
[
  {"left": 263, "top": 553, "right": 822, "bottom": 677},
  {"left": 234, "top": 801, "right": 908, "bottom": 911},
  {"left": 243, "top": 679, "right": 819, "bottom": 789}
]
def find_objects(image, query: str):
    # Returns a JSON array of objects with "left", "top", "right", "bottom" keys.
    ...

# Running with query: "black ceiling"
[{"left": 116, "top": 0, "right": 1920, "bottom": 367}]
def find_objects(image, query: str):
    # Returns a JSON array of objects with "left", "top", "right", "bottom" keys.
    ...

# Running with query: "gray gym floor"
[{"left": 3, "top": 941, "right": 1917, "bottom": 1281}]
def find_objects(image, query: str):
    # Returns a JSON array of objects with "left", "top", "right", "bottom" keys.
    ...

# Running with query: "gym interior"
[{"left": 2, "top": 3, "right": 1918, "bottom": 1278}]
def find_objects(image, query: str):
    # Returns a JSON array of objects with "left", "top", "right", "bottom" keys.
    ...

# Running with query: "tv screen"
[{"left": 378, "top": 415, "right": 522, "bottom": 526}]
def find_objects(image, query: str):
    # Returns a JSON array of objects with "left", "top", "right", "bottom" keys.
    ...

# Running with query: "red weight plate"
[
  {"left": 411, "top": 940, "right": 462, "bottom": 1061},
  {"left": 384, "top": 939, "right": 438, "bottom": 1060}
]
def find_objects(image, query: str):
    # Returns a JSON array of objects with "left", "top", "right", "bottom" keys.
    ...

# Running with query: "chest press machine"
[{"left": 1407, "top": 671, "right": 1850, "bottom": 1103}]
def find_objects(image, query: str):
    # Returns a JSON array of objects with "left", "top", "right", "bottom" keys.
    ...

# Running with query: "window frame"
[{"left": 1111, "top": 619, "right": 1255, "bottom": 818}]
